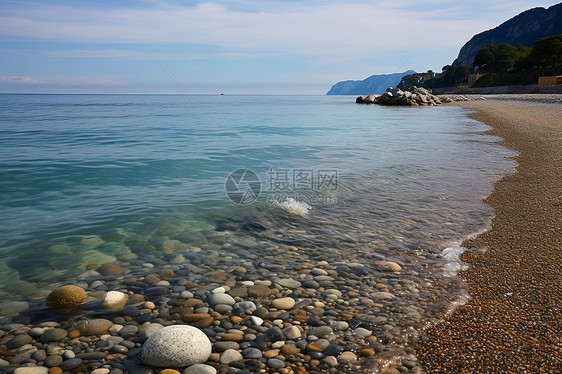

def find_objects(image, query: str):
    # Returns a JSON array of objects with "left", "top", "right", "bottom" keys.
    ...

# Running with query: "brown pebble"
[
  {"left": 160, "top": 370, "right": 181, "bottom": 374},
  {"left": 183, "top": 299, "right": 202, "bottom": 308},
  {"left": 49, "top": 368, "right": 63, "bottom": 374},
  {"left": 263, "top": 350, "right": 279, "bottom": 358},
  {"left": 209, "top": 353, "right": 220, "bottom": 362},
  {"left": 221, "top": 333, "right": 243, "bottom": 341},
  {"left": 248, "top": 284, "right": 272, "bottom": 298},
  {"left": 230, "top": 316, "right": 244, "bottom": 324},
  {"left": 46, "top": 285, "right": 87, "bottom": 310},
  {"left": 280, "top": 344, "right": 300, "bottom": 355},
  {"left": 105, "top": 353, "right": 123, "bottom": 360},
  {"left": 191, "top": 317, "right": 214, "bottom": 329},
  {"left": 307, "top": 342, "right": 323, "bottom": 352},
  {"left": 310, "top": 359, "right": 321, "bottom": 366},
  {"left": 181, "top": 313, "right": 211, "bottom": 323},
  {"left": 208, "top": 271, "right": 228, "bottom": 280},
  {"left": 96, "top": 263, "right": 123, "bottom": 275},
  {"left": 144, "top": 273, "right": 161, "bottom": 284},
  {"left": 366, "top": 336, "right": 378, "bottom": 343},
  {"left": 159, "top": 268, "right": 175, "bottom": 280},
  {"left": 359, "top": 348, "right": 375, "bottom": 357},
  {"left": 67, "top": 330, "right": 81, "bottom": 339}
]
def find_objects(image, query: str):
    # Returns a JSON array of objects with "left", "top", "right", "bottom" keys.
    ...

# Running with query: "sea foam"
[
  {"left": 275, "top": 197, "right": 311, "bottom": 216},
  {"left": 441, "top": 244, "right": 469, "bottom": 277}
]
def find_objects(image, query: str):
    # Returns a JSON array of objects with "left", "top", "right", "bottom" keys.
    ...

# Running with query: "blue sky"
[{"left": 0, "top": 0, "right": 559, "bottom": 94}]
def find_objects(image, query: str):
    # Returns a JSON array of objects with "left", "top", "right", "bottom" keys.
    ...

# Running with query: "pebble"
[
  {"left": 208, "top": 293, "right": 235, "bottom": 306},
  {"left": 375, "top": 261, "right": 402, "bottom": 272},
  {"left": 13, "top": 368, "right": 49, "bottom": 374},
  {"left": 91, "top": 369, "right": 111, "bottom": 374},
  {"left": 267, "top": 358, "right": 286, "bottom": 369},
  {"left": 44, "top": 355, "right": 63, "bottom": 367},
  {"left": 276, "top": 278, "right": 301, "bottom": 288},
  {"left": 74, "top": 318, "right": 113, "bottom": 335},
  {"left": 59, "top": 358, "right": 83, "bottom": 370},
  {"left": 271, "top": 297, "right": 295, "bottom": 310},
  {"left": 39, "top": 328, "right": 67, "bottom": 342},
  {"left": 219, "top": 349, "right": 242, "bottom": 364},
  {"left": 309, "top": 325, "right": 333, "bottom": 338},
  {"left": 46, "top": 285, "right": 87, "bottom": 310},
  {"left": 338, "top": 351, "right": 358, "bottom": 363},
  {"left": 242, "top": 348, "right": 262, "bottom": 359},
  {"left": 101, "top": 291, "right": 128, "bottom": 309},
  {"left": 140, "top": 325, "right": 211, "bottom": 367},
  {"left": 6, "top": 334, "right": 32, "bottom": 349},
  {"left": 183, "top": 364, "right": 217, "bottom": 374}
]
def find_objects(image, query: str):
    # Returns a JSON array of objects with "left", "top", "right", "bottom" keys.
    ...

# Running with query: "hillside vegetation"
[{"left": 398, "top": 34, "right": 562, "bottom": 90}]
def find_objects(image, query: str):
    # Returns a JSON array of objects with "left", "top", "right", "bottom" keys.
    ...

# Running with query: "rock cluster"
[{"left": 356, "top": 86, "right": 442, "bottom": 106}]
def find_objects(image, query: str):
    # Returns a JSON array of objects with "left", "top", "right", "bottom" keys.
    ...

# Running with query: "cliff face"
[
  {"left": 453, "top": 3, "right": 562, "bottom": 66},
  {"left": 326, "top": 70, "right": 416, "bottom": 95}
]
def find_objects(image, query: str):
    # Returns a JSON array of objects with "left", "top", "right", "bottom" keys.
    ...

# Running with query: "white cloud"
[
  {"left": 0, "top": 0, "right": 532, "bottom": 58},
  {"left": 0, "top": 76, "right": 45, "bottom": 84},
  {"left": 45, "top": 49, "right": 146, "bottom": 58},
  {"left": 83, "top": 79, "right": 123, "bottom": 87}
]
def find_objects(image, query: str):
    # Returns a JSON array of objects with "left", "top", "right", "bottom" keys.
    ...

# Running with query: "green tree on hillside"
[
  {"left": 529, "top": 34, "right": 562, "bottom": 74},
  {"left": 473, "top": 43, "right": 531, "bottom": 72}
]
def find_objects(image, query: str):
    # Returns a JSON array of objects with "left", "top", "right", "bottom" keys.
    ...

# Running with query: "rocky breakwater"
[{"left": 356, "top": 87, "right": 442, "bottom": 106}]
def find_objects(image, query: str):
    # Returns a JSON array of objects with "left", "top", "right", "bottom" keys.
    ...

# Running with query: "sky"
[{"left": 0, "top": 0, "right": 560, "bottom": 94}]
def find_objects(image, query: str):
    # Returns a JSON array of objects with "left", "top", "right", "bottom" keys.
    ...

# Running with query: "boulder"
[
  {"left": 46, "top": 285, "right": 88, "bottom": 311},
  {"left": 140, "top": 325, "right": 211, "bottom": 367},
  {"left": 356, "top": 86, "right": 442, "bottom": 106}
]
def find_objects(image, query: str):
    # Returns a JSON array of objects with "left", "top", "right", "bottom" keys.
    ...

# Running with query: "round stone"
[
  {"left": 74, "top": 318, "right": 113, "bottom": 335},
  {"left": 44, "top": 354, "right": 63, "bottom": 367},
  {"left": 276, "top": 278, "right": 301, "bottom": 289},
  {"left": 97, "top": 263, "right": 123, "bottom": 275},
  {"left": 40, "top": 328, "right": 68, "bottom": 342},
  {"left": 59, "top": 358, "right": 83, "bottom": 371},
  {"left": 140, "top": 325, "right": 211, "bottom": 367},
  {"left": 309, "top": 325, "right": 333, "bottom": 338},
  {"left": 101, "top": 291, "right": 128, "bottom": 309},
  {"left": 13, "top": 368, "right": 49, "bottom": 374},
  {"left": 267, "top": 358, "right": 286, "bottom": 369},
  {"left": 338, "top": 351, "right": 357, "bottom": 363},
  {"left": 6, "top": 334, "right": 32, "bottom": 349},
  {"left": 375, "top": 261, "right": 402, "bottom": 272},
  {"left": 183, "top": 364, "right": 217, "bottom": 374},
  {"left": 271, "top": 297, "right": 295, "bottom": 310},
  {"left": 242, "top": 348, "right": 262, "bottom": 359},
  {"left": 283, "top": 326, "right": 301, "bottom": 340},
  {"left": 208, "top": 293, "right": 235, "bottom": 306},
  {"left": 219, "top": 349, "right": 242, "bottom": 364},
  {"left": 46, "top": 285, "right": 87, "bottom": 310}
]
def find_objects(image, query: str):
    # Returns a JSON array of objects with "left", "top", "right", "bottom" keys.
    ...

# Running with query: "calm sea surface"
[{"left": 0, "top": 94, "right": 515, "bottom": 326}]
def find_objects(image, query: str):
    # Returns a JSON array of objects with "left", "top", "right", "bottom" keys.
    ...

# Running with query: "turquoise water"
[{"left": 0, "top": 94, "right": 516, "bottom": 317}]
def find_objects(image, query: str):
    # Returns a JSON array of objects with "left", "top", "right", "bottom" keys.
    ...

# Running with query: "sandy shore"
[{"left": 419, "top": 97, "right": 562, "bottom": 372}]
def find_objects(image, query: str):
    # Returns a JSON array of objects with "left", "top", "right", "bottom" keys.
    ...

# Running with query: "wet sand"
[{"left": 419, "top": 98, "right": 562, "bottom": 372}]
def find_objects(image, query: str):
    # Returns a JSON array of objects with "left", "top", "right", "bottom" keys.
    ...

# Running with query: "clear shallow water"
[{"left": 0, "top": 94, "right": 516, "bottom": 324}]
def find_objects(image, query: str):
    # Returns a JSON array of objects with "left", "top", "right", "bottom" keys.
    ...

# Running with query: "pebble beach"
[
  {"left": 0, "top": 94, "right": 559, "bottom": 374},
  {"left": 419, "top": 95, "right": 562, "bottom": 372}
]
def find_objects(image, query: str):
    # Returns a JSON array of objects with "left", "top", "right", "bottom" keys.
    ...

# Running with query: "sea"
[{"left": 0, "top": 94, "right": 516, "bottom": 346}]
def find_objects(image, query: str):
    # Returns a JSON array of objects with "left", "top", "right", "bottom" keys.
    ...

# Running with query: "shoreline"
[{"left": 419, "top": 98, "right": 562, "bottom": 372}]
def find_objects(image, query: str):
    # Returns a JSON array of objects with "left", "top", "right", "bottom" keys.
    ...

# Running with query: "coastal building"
[{"left": 538, "top": 75, "right": 562, "bottom": 87}]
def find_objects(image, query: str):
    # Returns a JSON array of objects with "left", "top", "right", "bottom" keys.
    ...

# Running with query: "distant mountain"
[
  {"left": 326, "top": 70, "right": 416, "bottom": 95},
  {"left": 453, "top": 2, "right": 562, "bottom": 66}
]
